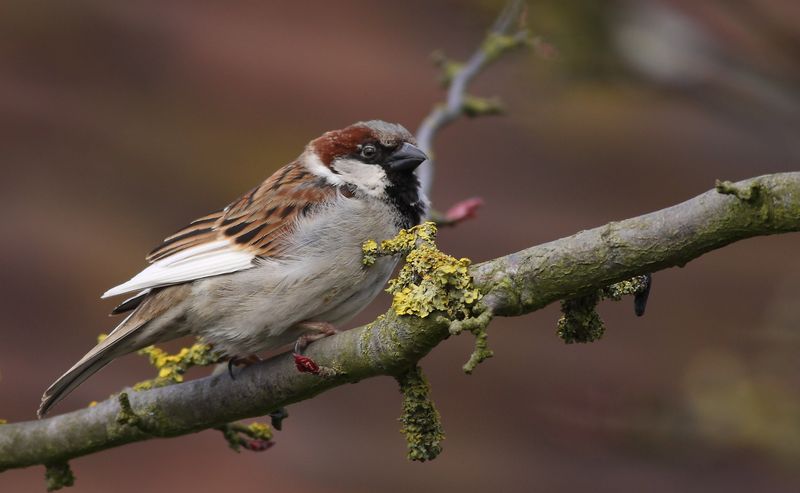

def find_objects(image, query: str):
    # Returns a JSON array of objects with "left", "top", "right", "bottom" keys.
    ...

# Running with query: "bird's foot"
[
  {"left": 227, "top": 354, "right": 262, "bottom": 380},
  {"left": 292, "top": 321, "right": 338, "bottom": 376}
]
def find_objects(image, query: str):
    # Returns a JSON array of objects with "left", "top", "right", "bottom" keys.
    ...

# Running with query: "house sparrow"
[{"left": 38, "top": 120, "right": 428, "bottom": 417}]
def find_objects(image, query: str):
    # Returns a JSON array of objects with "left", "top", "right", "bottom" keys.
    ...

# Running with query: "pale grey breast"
[{"left": 186, "top": 193, "right": 401, "bottom": 354}]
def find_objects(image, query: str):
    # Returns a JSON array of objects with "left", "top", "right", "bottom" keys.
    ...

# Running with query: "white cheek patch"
[
  {"left": 331, "top": 158, "right": 388, "bottom": 197},
  {"left": 301, "top": 152, "right": 345, "bottom": 186}
]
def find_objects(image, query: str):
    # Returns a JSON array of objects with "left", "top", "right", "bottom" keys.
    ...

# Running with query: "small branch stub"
[
  {"left": 115, "top": 392, "right": 141, "bottom": 428},
  {"left": 715, "top": 179, "right": 763, "bottom": 202}
]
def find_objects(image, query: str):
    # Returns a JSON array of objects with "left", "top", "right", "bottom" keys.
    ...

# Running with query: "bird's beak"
[{"left": 385, "top": 143, "right": 428, "bottom": 172}]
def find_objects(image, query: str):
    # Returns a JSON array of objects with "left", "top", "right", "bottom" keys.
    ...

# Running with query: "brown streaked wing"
[{"left": 146, "top": 162, "right": 338, "bottom": 263}]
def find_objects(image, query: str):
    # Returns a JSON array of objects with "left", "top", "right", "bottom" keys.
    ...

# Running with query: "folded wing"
[{"left": 103, "top": 162, "right": 340, "bottom": 299}]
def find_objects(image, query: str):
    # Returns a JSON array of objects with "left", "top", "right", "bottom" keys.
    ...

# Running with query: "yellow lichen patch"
[
  {"left": 362, "top": 222, "right": 481, "bottom": 319},
  {"left": 133, "top": 342, "right": 221, "bottom": 391},
  {"left": 216, "top": 421, "right": 274, "bottom": 452},
  {"left": 246, "top": 422, "right": 272, "bottom": 440},
  {"left": 87, "top": 401, "right": 98, "bottom": 408},
  {"left": 361, "top": 239, "right": 379, "bottom": 266},
  {"left": 0, "top": 419, "right": 7, "bottom": 425}
]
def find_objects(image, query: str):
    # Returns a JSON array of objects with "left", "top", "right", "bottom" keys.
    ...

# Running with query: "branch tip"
[
  {"left": 115, "top": 392, "right": 140, "bottom": 428},
  {"left": 268, "top": 408, "right": 289, "bottom": 431}
]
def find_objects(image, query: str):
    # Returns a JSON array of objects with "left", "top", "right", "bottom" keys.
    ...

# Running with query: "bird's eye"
[{"left": 360, "top": 144, "right": 377, "bottom": 160}]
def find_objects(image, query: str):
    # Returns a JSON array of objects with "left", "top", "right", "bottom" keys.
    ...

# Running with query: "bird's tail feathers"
[{"left": 38, "top": 315, "right": 147, "bottom": 418}]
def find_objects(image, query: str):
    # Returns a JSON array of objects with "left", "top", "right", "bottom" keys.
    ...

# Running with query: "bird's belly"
[
  {"left": 188, "top": 196, "right": 402, "bottom": 355},
  {"left": 192, "top": 256, "right": 397, "bottom": 354},
  {"left": 314, "top": 256, "right": 396, "bottom": 325}
]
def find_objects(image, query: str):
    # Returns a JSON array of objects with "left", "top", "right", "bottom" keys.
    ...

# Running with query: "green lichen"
[
  {"left": 361, "top": 222, "right": 481, "bottom": 319},
  {"left": 377, "top": 314, "right": 404, "bottom": 360},
  {"left": 44, "top": 462, "right": 74, "bottom": 492},
  {"left": 359, "top": 317, "right": 378, "bottom": 359},
  {"left": 602, "top": 275, "right": 650, "bottom": 301},
  {"left": 557, "top": 275, "right": 651, "bottom": 344},
  {"left": 396, "top": 366, "right": 444, "bottom": 462},
  {"left": 216, "top": 421, "right": 274, "bottom": 453},
  {"left": 450, "top": 309, "right": 494, "bottom": 374},
  {"left": 557, "top": 292, "right": 604, "bottom": 344},
  {"left": 132, "top": 342, "right": 221, "bottom": 391}
]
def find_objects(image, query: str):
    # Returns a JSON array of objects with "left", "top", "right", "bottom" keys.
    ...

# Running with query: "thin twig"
[{"left": 416, "top": 0, "right": 530, "bottom": 198}]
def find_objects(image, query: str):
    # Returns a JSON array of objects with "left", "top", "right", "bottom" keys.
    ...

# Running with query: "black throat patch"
[{"left": 384, "top": 170, "right": 425, "bottom": 229}]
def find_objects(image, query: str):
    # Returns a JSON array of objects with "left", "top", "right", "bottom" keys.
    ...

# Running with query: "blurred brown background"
[{"left": 2, "top": 0, "right": 800, "bottom": 491}]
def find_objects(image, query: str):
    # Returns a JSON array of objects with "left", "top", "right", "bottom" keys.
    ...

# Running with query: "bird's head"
[{"left": 304, "top": 120, "right": 428, "bottom": 196}]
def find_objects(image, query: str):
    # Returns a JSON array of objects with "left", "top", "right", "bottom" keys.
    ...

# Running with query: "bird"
[{"left": 38, "top": 120, "right": 428, "bottom": 417}]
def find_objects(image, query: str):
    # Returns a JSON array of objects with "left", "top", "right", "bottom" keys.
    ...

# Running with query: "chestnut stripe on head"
[{"left": 310, "top": 125, "right": 373, "bottom": 166}]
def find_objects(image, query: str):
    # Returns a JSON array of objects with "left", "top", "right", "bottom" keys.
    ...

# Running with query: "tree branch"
[{"left": 2, "top": 172, "right": 799, "bottom": 473}]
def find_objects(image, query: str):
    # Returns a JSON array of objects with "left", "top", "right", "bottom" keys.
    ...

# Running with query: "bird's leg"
[
  {"left": 292, "top": 321, "right": 338, "bottom": 375},
  {"left": 293, "top": 321, "right": 338, "bottom": 353},
  {"left": 227, "top": 354, "right": 263, "bottom": 379}
]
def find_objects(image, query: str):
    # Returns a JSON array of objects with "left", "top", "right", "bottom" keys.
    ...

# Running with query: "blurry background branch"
[
  {"left": 415, "top": 0, "right": 548, "bottom": 227},
  {"left": 1, "top": 172, "right": 799, "bottom": 481},
  {"left": 416, "top": 0, "right": 532, "bottom": 197}
]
